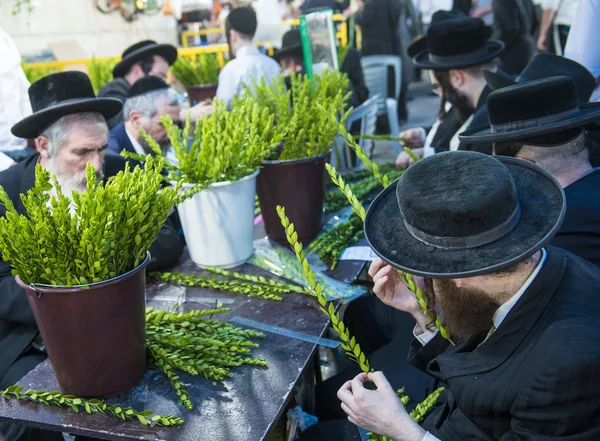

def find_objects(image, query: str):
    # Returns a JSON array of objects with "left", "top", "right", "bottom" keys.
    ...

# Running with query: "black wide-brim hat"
[
  {"left": 112, "top": 40, "right": 178, "bottom": 78},
  {"left": 273, "top": 28, "right": 303, "bottom": 62},
  {"left": 460, "top": 76, "right": 600, "bottom": 144},
  {"left": 364, "top": 152, "right": 565, "bottom": 279},
  {"left": 11, "top": 71, "right": 122, "bottom": 139},
  {"left": 413, "top": 17, "right": 504, "bottom": 70}
]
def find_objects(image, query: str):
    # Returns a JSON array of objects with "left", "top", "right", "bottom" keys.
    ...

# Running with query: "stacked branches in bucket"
[
  {"left": 0, "top": 157, "right": 179, "bottom": 286},
  {"left": 170, "top": 54, "right": 220, "bottom": 87},
  {"left": 123, "top": 99, "right": 282, "bottom": 268}
]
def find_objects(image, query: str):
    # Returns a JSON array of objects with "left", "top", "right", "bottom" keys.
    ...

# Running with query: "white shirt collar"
[
  {"left": 125, "top": 127, "right": 147, "bottom": 156},
  {"left": 492, "top": 248, "right": 548, "bottom": 330},
  {"left": 235, "top": 44, "right": 261, "bottom": 58}
]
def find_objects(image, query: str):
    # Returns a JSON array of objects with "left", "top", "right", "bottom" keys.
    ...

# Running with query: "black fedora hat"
[
  {"left": 484, "top": 53, "right": 596, "bottom": 102},
  {"left": 459, "top": 76, "right": 600, "bottom": 144},
  {"left": 11, "top": 71, "right": 122, "bottom": 139},
  {"left": 407, "top": 10, "right": 494, "bottom": 58},
  {"left": 364, "top": 151, "right": 565, "bottom": 279},
  {"left": 273, "top": 28, "right": 303, "bottom": 62},
  {"left": 112, "top": 40, "right": 178, "bottom": 78},
  {"left": 413, "top": 17, "right": 504, "bottom": 70}
]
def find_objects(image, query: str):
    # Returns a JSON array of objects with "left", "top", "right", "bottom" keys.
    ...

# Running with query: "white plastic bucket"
[{"left": 176, "top": 170, "right": 259, "bottom": 268}]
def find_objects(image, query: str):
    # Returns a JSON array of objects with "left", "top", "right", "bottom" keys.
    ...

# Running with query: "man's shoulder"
[
  {"left": 98, "top": 78, "right": 130, "bottom": 102},
  {"left": 103, "top": 152, "right": 127, "bottom": 178},
  {"left": 0, "top": 154, "right": 37, "bottom": 196}
]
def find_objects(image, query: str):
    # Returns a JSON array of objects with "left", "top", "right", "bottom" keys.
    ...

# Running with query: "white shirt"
[
  {"left": 125, "top": 128, "right": 147, "bottom": 156},
  {"left": 414, "top": 0, "right": 453, "bottom": 25},
  {"left": 0, "top": 25, "right": 32, "bottom": 151},
  {"left": 415, "top": 249, "right": 548, "bottom": 441},
  {"left": 542, "top": 0, "right": 579, "bottom": 25},
  {"left": 216, "top": 45, "right": 281, "bottom": 107},
  {"left": 564, "top": 0, "right": 600, "bottom": 102}
]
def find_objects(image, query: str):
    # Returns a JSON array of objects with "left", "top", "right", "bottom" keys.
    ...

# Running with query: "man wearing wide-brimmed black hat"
[
  {"left": 396, "top": 15, "right": 505, "bottom": 169},
  {"left": 0, "top": 72, "right": 184, "bottom": 441},
  {"left": 98, "top": 40, "right": 178, "bottom": 129},
  {"left": 302, "top": 150, "right": 600, "bottom": 440},
  {"left": 460, "top": 76, "right": 600, "bottom": 268},
  {"left": 216, "top": 6, "right": 280, "bottom": 107}
]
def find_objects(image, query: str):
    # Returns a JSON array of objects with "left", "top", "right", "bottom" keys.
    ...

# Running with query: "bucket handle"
[{"left": 28, "top": 284, "right": 43, "bottom": 299}]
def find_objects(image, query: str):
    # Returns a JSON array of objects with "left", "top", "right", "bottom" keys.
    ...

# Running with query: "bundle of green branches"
[
  {"left": 21, "top": 63, "right": 60, "bottom": 84},
  {"left": 0, "top": 156, "right": 181, "bottom": 286},
  {"left": 151, "top": 266, "right": 308, "bottom": 301},
  {"left": 146, "top": 307, "right": 267, "bottom": 410},
  {"left": 308, "top": 214, "right": 364, "bottom": 269},
  {"left": 123, "top": 99, "right": 282, "bottom": 201},
  {"left": 237, "top": 70, "right": 351, "bottom": 161},
  {"left": 88, "top": 56, "right": 118, "bottom": 93},
  {"left": 170, "top": 54, "right": 220, "bottom": 87}
]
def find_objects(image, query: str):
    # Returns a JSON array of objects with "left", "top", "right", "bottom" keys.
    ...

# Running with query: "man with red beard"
[
  {"left": 0, "top": 72, "right": 183, "bottom": 441},
  {"left": 301, "top": 150, "right": 600, "bottom": 440}
]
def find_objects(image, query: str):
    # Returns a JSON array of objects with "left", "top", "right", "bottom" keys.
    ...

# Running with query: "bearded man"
[
  {"left": 301, "top": 150, "right": 600, "bottom": 441},
  {"left": 0, "top": 72, "right": 184, "bottom": 441}
]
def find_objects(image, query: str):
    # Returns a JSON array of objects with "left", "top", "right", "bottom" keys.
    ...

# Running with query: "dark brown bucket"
[
  {"left": 257, "top": 151, "right": 330, "bottom": 245},
  {"left": 15, "top": 256, "right": 149, "bottom": 398},
  {"left": 186, "top": 84, "right": 218, "bottom": 104}
]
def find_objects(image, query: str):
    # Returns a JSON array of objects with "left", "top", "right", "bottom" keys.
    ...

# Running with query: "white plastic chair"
[
  {"left": 331, "top": 96, "right": 379, "bottom": 169},
  {"left": 360, "top": 55, "right": 403, "bottom": 155}
]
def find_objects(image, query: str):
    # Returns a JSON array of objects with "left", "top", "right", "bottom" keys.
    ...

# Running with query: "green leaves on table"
[
  {"left": 146, "top": 307, "right": 267, "bottom": 410},
  {"left": 0, "top": 156, "right": 181, "bottom": 286},
  {"left": 0, "top": 386, "right": 184, "bottom": 427}
]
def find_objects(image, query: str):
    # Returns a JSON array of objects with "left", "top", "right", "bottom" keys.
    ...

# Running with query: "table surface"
[{"left": 0, "top": 259, "right": 345, "bottom": 441}]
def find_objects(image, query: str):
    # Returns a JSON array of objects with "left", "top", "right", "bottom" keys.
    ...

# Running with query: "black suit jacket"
[
  {"left": 551, "top": 169, "right": 600, "bottom": 267},
  {"left": 358, "top": 0, "right": 401, "bottom": 56},
  {"left": 0, "top": 153, "right": 183, "bottom": 384},
  {"left": 411, "top": 247, "right": 600, "bottom": 440},
  {"left": 458, "top": 86, "right": 493, "bottom": 155},
  {"left": 107, "top": 121, "right": 136, "bottom": 157}
]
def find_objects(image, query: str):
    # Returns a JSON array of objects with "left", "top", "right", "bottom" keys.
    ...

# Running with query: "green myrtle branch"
[{"left": 203, "top": 266, "right": 308, "bottom": 294}]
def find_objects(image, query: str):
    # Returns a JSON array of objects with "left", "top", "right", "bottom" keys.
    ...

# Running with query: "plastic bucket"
[
  {"left": 15, "top": 255, "right": 149, "bottom": 398},
  {"left": 177, "top": 170, "right": 259, "bottom": 268},
  {"left": 257, "top": 151, "right": 330, "bottom": 245},
  {"left": 186, "top": 84, "right": 218, "bottom": 104}
]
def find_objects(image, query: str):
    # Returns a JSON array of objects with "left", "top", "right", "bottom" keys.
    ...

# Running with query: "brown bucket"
[
  {"left": 186, "top": 84, "right": 218, "bottom": 104},
  {"left": 257, "top": 151, "right": 330, "bottom": 245},
  {"left": 15, "top": 256, "right": 149, "bottom": 398}
]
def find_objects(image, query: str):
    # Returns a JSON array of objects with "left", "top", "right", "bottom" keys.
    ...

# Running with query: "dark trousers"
[{"left": 315, "top": 294, "right": 438, "bottom": 421}]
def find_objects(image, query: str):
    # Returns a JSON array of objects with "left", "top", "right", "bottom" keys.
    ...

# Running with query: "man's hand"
[
  {"left": 395, "top": 147, "right": 423, "bottom": 170},
  {"left": 400, "top": 128, "right": 425, "bottom": 148},
  {"left": 181, "top": 101, "right": 213, "bottom": 123},
  {"left": 537, "top": 33, "right": 549, "bottom": 52},
  {"left": 337, "top": 372, "right": 426, "bottom": 441}
]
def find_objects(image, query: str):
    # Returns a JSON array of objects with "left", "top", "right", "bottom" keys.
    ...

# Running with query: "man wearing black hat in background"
[
  {"left": 0, "top": 72, "right": 184, "bottom": 441},
  {"left": 461, "top": 76, "right": 600, "bottom": 268},
  {"left": 216, "top": 6, "right": 281, "bottom": 107},
  {"left": 107, "top": 76, "right": 182, "bottom": 159},
  {"left": 99, "top": 40, "right": 212, "bottom": 129},
  {"left": 302, "top": 149, "right": 600, "bottom": 441},
  {"left": 395, "top": 15, "right": 504, "bottom": 169}
]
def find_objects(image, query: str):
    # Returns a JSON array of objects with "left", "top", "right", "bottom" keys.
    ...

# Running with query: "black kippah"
[
  {"left": 127, "top": 76, "right": 170, "bottom": 98},
  {"left": 227, "top": 6, "right": 257, "bottom": 37}
]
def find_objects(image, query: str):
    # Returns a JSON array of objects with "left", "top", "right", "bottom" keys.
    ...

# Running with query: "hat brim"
[
  {"left": 364, "top": 156, "right": 565, "bottom": 279},
  {"left": 113, "top": 44, "right": 178, "bottom": 78},
  {"left": 409, "top": 26, "right": 494, "bottom": 60},
  {"left": 272, "top": 44, "right": 303, "bottom": 62},
  {"left": 413, "top": 40, "right": 504, "bottom": 70},
  {"left": 458, "top": 104, "right": 600, "bottom": 144},
  {"left": 11, "top": 98, "right": 123, "bottom": 139}
]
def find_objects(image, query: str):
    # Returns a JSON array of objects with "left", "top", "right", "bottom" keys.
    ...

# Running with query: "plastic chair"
[
  {"left": 360, "top": 55, "right": 403, "bottom": 155},
  {"left": 331, "top": 96, "right": 378, "bottom": 169}
]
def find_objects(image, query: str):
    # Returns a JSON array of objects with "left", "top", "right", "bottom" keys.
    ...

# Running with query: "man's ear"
[
  {"left": 129, "top": 110, "right": 145, "bottom": 131},
  {"left": 449, "top": 69, "right": 465, "bottom": 89},
  {"left": 35, "top": 136, "right": 50, "bottom": 158}
]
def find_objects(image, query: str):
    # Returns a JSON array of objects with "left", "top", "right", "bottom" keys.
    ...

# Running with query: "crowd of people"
[{"left": 1, "top": 0, "right": 600, "bottom": 440}]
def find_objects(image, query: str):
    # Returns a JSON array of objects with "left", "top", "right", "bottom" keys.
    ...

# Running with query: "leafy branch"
[
  {"left": 203, "top": 266, "right": 308, "bottom": 294},
  {"left": 0, "top": 386, "right": 184, "bottom": 427},
  {"left": 171, "top": 54, "right": 220, "bottom": 87}
]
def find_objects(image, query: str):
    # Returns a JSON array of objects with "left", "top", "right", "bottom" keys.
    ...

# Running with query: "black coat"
[
  {"left": 0, "top": 153, "right": 184, "bottom": 384},
  {"left": 341, "top": 48, "right": 369, "bottom": 109},
  {"left": 412, "top": 247, "right": 600, "bottom": 440},
  {"left": 107, "top": 121, "right": 136, "bottom": 156},
  {"left": 429, "top": 107, "right": 463, "bottom": 153},
  {"left": 97, "top": 78, "right": 129, "bottom": 129},
  {"left": 458, "top": 86, "right": 493, "bottom": 155},
  {"left": 551, "top": 169, "right": 600, "bottom": 267},
  {"left": 358, "top": 0, "right": 401, "bottom": 56}
]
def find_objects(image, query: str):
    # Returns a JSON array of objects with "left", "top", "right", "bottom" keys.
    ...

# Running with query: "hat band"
[
  {"left": 490, "top": 108, "right": 580, "bottom": 134},
  {"left": 428, "top": 45, "right": 490, "bottom": 65},
  {"left": 404, "top": 203, "right": 521, "bottom": 250}
]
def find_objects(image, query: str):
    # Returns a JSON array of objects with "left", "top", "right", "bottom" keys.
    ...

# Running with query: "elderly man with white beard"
[{"left": 0, "top": 71, "right": 183, "bottom": 441}]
